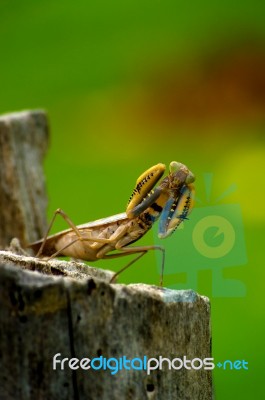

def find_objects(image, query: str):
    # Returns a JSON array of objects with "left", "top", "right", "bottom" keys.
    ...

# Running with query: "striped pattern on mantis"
[{"left": 29, "top": 161, "right": 195, "bottom": 285}]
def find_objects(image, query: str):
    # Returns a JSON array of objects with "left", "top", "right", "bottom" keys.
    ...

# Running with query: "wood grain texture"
[
  {"left": 0, "top": 110, "right": 49, "bottom": 248},
  {"left": 0, "top": 254, "right": 212, "bottom": 400}
]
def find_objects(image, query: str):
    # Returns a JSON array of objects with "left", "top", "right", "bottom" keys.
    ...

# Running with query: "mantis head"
[{"left": 169, "top": 161, "right": 195, "bottom": 188}]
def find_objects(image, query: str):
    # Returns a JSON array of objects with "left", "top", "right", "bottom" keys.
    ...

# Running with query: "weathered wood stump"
[
  {"left": 0, "top": 110, "right": 48, "bottom": 248},
  {"left": 0, "top": 111, "right": 212, "bottom": 400}
]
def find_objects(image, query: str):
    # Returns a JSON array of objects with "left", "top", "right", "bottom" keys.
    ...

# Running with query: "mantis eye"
[
  {"left": 185, "top": 171, "right": 195, "bottom": 184},
  {"left": 169, "top": 161, "right": 182, "bottom": 173},
  {"left": 169, "top": 161, "right": 195, "bottom": 184}
]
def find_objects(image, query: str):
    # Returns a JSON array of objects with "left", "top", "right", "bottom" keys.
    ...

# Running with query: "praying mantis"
[{"left": 29, "top": 161, "right": 195, "bottom": 285}]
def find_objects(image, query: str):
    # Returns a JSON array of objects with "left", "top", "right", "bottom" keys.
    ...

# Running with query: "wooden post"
[
  {"left": 0, "top": 110, "right": 49, "bottom": 248},
  {"left": 0, "top": 110, "right": 212, "bottom": 400}
]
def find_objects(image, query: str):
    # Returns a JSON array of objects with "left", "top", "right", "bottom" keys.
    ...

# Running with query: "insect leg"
[
  {"left": 36, "top": 208, "right": 88, "bottom": 257},
  {"left": 45, "top": 237, "right": 82, "bottom": 260},
  {"left": 43, "top": 223, "right": 131, "bottom": 260},
  {"left": 126, "top": 187, "right": 162, "bottom": 218},
  {"left": 158, "top": 183, "right": 195, "bottom": 239},
  {"left": 103, "top": 245, "right": 165, "bottom": 286},
  {"left": 126, "top": 163, "right": 165, "bottom": 217},
  {"left": 109, "top": 251, "right": 146, "bottom": 283}
]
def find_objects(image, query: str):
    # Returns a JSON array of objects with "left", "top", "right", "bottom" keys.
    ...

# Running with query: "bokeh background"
[{"left": 1, "top": 1, "right": 264, "bottom": 398}]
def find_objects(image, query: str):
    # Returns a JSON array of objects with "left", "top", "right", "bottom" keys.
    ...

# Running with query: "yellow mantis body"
[{"left": 29, "top": 162, "right": 195, "bottom": 285}]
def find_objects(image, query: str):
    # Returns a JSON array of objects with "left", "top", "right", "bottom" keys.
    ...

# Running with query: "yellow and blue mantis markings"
[{"left": 29, "top": 161, "right": 195, "bottom": 285}]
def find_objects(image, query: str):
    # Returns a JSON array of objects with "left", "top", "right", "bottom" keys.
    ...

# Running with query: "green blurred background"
[{"left": 1, "top": 0, "right": 264, "bottom": 398}]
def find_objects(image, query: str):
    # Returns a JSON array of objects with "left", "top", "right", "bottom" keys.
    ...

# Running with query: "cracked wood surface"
[
  {"left": 0, "top": 257, "right": 212, "bottom": 400},
  {"left": 0, "top": 110, "right": 49, "bottom": 248}
]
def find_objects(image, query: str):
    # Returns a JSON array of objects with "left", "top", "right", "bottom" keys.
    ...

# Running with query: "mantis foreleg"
[
  {"left": 126, "top": 163, "right": 165, "bottom": 217},
  {"left": 126, "top": 187, "right": 162, "bottom": 218},
  {"left": 158, "top": 183, "right": 195, "bottom": 238}
]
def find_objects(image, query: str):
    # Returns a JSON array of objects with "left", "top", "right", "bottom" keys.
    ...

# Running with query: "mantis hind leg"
[
  {"left": 36, "top": 208, "right": 84, "bottom": 257},
  {"left": 35, "top": 208, "right": 115, "bottom": 258}
]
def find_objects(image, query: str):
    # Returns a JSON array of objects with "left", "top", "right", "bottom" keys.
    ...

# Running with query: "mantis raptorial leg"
[
  {"left": 126, "top": 187, "right": 163, "bottom": 219},
  {"left": 126, "top": 163, "right": 166, "bottom": 215},
  {"left": 30, "top": 161, "right": 196, "bottom": 286}
]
